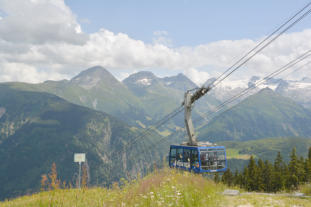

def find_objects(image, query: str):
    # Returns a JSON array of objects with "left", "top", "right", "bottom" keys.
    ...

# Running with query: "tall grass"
[
  {"left": 2, "top": 168, "right": 311, "bottom": 206},
  {"left": 300, "top": 183, "right": 311, "bottom": 196},
  {"left": 1, "top": 168, "right": 224, "bottom": 207}
]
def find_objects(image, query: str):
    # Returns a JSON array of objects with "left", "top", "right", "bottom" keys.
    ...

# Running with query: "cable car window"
[
  {"left": 216, "top": 150, "right": 226, "bottom": 168},
  {"left": 170, "top": 148, "right": 176, "bottom": 166},
  {"left": 200, "top": 148, "right": 226, "bottom": 170},
  {"left": 191, "top": 149, "right": 199, "bottom": 168},
  {"left": 200, "top": 149, "right": 209, "bottom": 170},
  {"left": 176, "top": 148, "right": 183, "bottom": 167},
  {"left": 183, "top": 149, "right": 191, "bottom": 168}
]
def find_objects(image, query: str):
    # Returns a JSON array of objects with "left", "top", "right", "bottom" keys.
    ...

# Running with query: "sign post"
[{"left": 74, "top": 153, "right": 85, "bottom": 188}]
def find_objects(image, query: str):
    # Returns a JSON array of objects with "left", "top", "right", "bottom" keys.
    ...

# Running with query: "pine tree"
[
  {"left": 233, "top": 170, "right": 240, "bottom": 186},
  {"left": 304, "top": 158, "right": 311, "bottom": 182},
  {"left": 234, "top": 150, "right": 311, "bottom": 193},
  {"left": 263, "top": 160, "right": 273, "bottom": 192},
  {"left": 287, "top": 148, "right": 299, "bottom": 189},
  {"left": 221, "top": 168, "right": 233, "bottom": 186},
  {"left": 256, "top": 159, "right": 265, "bottom": 191},
  {"left": 297, "top": 156, "right": 306, "bottom": 183},
  {"left": 272, "top": 152, "right": 285, "bottom": 192},
  {"left": 241, "top": 167, "right": 248, "bottom": 189},
  {"left": 246, "top": 155, "right": 257, "bottom": 191},
  {"left": 308, "top": 147, "right": 311, "bottom": 162},
  {"left": 274, "top": 152, "right": 284, "bottom": 172}
]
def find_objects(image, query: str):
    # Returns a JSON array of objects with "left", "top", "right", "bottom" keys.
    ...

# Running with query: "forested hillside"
[
  {"left": 221, "top": 147, "right": 311, "bottom": 192},
  {"left": 0, "top": 85, "right": 166, "bottom": 200},
  {"left": 198, "top": 88, "right": 311, "bottom": 141}
]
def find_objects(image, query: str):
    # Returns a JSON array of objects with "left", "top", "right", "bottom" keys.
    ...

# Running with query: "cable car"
[
  {"left": 169, "top": 87, "right": 227, "bottom": 173},
  {"left": 169, "top": 144, "right": 227, "bottom": 173}
]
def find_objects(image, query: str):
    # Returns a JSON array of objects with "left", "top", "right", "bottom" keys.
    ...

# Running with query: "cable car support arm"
[{"left": 183, "top": 86, "right": 211, "bottom": 146}]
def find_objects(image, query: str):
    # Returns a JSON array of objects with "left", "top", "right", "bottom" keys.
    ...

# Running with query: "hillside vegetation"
[
  {"left": 199, "top": 88, "right": 311, "bottom": 141},
  {"left": 0, "top": 85, "right": 165, "bottom": 200},
  {"left": 222, "top": 147, "right": 311, "bottom": 193},
  {"left": 222, "top": 137, "right": 311, "bottom": 163},
  {"left": 5, "top": 66, "right": 188, "bottom": 128},
  {"left": 1, "top": 168, "right": 311, "bottom": 207}
]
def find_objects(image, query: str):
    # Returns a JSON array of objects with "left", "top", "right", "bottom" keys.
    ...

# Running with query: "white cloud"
[
  {"left": 0, "top": 0, "right": 88, "bottom": 45},
  {"left": 152, "top": 30, "right": 172, "bottom": 47},
  {"left": 184, "top": 68, "right": 210, "bottom": 86},
  {"left": 117, "top": 72, "right": 130, "bottom": 81},
  {"left": 0, "top": 62, "right": 67, "bottom": 83},
  {"left": 0, "top": 0, "right": 311, "bottom": 84}
]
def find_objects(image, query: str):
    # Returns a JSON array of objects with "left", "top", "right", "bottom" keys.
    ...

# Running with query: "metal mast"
[{"left": 183, "top": 87, "right": 211, "bottom": 146}]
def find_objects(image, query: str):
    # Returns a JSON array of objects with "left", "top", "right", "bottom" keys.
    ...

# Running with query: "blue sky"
[
  {"left": 0, "top": 0, "right": 311, "bottom": 85},
  {"left": 65, "top": 0, "right": 311, "bottom": 47}
]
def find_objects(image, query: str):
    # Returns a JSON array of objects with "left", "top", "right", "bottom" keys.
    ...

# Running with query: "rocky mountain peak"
[
  {"left": 123, "top": 71, "right": 159, "bottom": 86},
  {"left": 258, "top": 87, "right": 275, "bottom": 94},
  {"left": 71, "top": 66, "right": 120, "bottom": 89},
  {"left": 162, "top": 73, "right": 197, "bottom": 91}
]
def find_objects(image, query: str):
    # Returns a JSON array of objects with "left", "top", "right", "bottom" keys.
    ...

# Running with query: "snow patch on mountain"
[
  {"left": 136, "top": 78, "right": 152, "bottom": 86},
  {"left": 257, "top": 83, "right": 278, "bottom": 91},
  {"left": 288, "top": 82, "right": 311, "bottom": 89},
  {"left": 217, "top": 79, "right": 248, "bottom": 89}
]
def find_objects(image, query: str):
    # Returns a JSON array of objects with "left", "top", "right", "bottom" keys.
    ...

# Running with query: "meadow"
[{"left": 1, "top": 168, "right": 311, "bottom": 207}]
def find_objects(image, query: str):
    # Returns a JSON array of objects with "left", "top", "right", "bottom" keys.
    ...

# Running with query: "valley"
[
  {"left": 1, "top": 0, "right": 311, "bottom": 206},
  {"left": 1, "top": 66, "right": 311, "bottom": 200}
]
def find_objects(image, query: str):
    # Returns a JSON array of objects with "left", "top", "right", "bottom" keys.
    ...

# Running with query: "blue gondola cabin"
[{"left": 169, "top": 144, "right": 227, "bottom": 173}]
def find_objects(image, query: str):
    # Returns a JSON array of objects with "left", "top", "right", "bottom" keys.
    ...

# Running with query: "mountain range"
[
  {"left": 6, "top": 66, "right": 311, "bottom": 130},
  {"left": 1, "top": 65, "right": 311, "bottom": 200},
  {"left": 0, "top": 85, "right": 166, "bottom": 200},
  {"left": 3, "top": 65, "right": 311, "bottom": 141},
  {"left": 198, "top": 88, "right": 311, "bottom": 141},
  {"left": 6, "top": 67, "right": 195, "bottom": 130}
]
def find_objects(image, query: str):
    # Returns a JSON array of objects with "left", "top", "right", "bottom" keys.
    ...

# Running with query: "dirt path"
[
  {"left": 220, "top": 189, "right": 311, "bottom": 207},
  {"left": 221, "top": 192, "right": 311, "bottom": 207}
]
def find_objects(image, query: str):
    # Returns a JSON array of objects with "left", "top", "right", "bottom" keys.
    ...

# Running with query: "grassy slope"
[
  {"left": 198, "top": 88, "right": 311, "bottom": 142},
  {"left": 222, "top": 137, "right": 311, "bottom": 172},
  {"left": 222, "top": 137, "right": 311, "bottom": 163},
  {"left": 0, "top": 85, "right": 166, "bottom": 200},
  {"left": 1, "top": 169, "right": 310, "bottom": 207},
  {"left": 224, "top": 193, "right": 311, "bottom": 207},
  {"left": 4, "top": 80, "right": 145, "bottom": 125}
]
